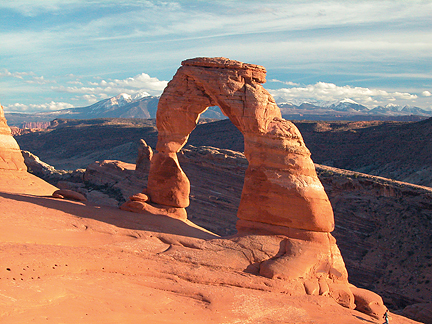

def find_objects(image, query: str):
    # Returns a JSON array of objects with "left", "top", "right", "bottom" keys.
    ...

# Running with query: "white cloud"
[
  {"left": 269, "top": 79, "right": 299, "bottom": 86},
  {"left": 0, "top": 69, "right": 33, "bottom": 79},
  {"left": 106, "top": 73, "right": 168, "bottom": 92},
  {"left": 4, "top": 101, "right": 74, "bottom": 112},
  {"left": 422, "top": 91, "right": 431, "bottom": 97},
  {"left": 52, "top": 73, "right": 168, "bottom": 103},
  {"left": 67, "top": 80, "right": 83, "bottom": 85},
  {"left": 0, "top": 0, "right": 83, "bottom": 16},
  {"left": 81, "top": 94, "right": 98, "bottom": 104},
  {"left": 269, "top": 82, "right": 418, "bottom": 107},
  {"left": 25, "top": 75, "right": 56, "bottom": 85}
]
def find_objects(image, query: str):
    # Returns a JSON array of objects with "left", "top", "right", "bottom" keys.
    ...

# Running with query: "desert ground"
[{"left": 0, "top": 171, "right": 422, "bottom": 324}]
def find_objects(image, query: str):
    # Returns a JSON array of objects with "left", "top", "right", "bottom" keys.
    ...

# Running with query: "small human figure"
[{"left": 383, "top": 309, "right": 390, "bottom": 324}]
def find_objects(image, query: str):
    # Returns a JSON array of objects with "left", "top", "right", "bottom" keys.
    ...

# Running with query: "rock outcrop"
[
  {"left": 0, "top": 104, "right": 27, "bottom": 171},
  {"left": 0, "top": 104, "right": 57, "bottom": 196},
  {"left": 135, "top": 139, "right": 153, "bottom": 178},
  {"left": 121, "top": 57, "right": 377, "bottom": 313}
]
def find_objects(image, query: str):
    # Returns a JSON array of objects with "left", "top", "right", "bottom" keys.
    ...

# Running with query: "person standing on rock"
[{"left": 383, "top": 309, "right": 390, "bottom": 324}]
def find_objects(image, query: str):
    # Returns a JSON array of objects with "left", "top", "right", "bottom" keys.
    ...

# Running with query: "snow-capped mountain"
[
  {"left": 88, "top": 93, "right": 135, "bottom": 114},
  {"left": 328, "top": 99, "right": 369, "bottom": 112},
  {"left": 62, "top": 93, "right": 160, "bottom": 119},
  {"left": 369, "top": 104, "right": 432, "bottom": 116},
  {"left": 5, "top": 93, "right": 225, "bottom": 126},
  {"left": 276, "top": 98, "right": 432, "bottom": 121}
]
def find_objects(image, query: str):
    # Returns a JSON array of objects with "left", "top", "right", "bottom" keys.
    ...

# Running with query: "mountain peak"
[
  {"left": 108, "top": 93, "right": 133, "bottom": 107},
  {"left": 132, "top": 91, "right": 151, "bottom": 100}
]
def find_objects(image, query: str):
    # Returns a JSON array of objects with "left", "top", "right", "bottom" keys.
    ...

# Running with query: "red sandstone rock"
[
  {"left": 0, "top": 104, "right": 57, "bottom": 196},
  {"left": 0, "top": 104, "right": 27, "bottom": 171},
  {"left": 350, "top": 286, "right": 388, "bottom": 319},
  {"left": 146, "top": 152, "right": 190, "bottom": 208},
  {"left": 120, "top": 199, "right": 187, "bottom": 220},
  {"left": 53, "top": 189, "right": 87, "bottom": 202},
  {"left": 135, "top": 139, "right": 153, "bottom": 178},
  {"left": 129, "top": 192, "right": 149, "bottom": 202},
  {"left": 149, "top": 57, "right": 333, "bottom": 232},
  {"left": 84, "top": 160, "right": 136, "bottom": 186}
]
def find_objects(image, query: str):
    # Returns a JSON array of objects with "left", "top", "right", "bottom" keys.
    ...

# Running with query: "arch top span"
[
  {"left": 156, "top": 57, "right": 281, "bottom": 154},
  {"left": 181, "top": 57, "right": 267, "bottom": 83}
]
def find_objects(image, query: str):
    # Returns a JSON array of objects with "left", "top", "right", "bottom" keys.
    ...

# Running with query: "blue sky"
[{"left": 1, "top": 0, "right": 432, "bottom": 112}]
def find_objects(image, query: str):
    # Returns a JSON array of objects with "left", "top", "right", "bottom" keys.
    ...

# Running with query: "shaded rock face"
[
  {"left": 0, "top": 105, "right": 26, "bottom": 171},
  {"left": 135, "top": 139, "right": 153, "bottom": 178},
  {"left": 402, "top": 303, "right": 432, "bottom": 324},
  {"left": 147, "top": 57, "right": 334, "bottom": 233}
]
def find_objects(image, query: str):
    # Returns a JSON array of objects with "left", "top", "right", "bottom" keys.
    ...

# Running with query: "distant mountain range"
[
  {"left": 5, "top": 94, "right": 432, "bottom": 127},
  {"left": 278, "top": 98, "right": 432, "bottom": 121},
  {"left": 6, "top": 94, "right": 159, "bottom": 127}
]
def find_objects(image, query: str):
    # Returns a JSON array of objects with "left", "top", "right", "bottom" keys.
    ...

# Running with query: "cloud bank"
[
  {"left": 6, "top": 101, "right": 74, "bottom": 112},
  {"left": 52, "top": 73, "right": 168, "bottom": 104}
]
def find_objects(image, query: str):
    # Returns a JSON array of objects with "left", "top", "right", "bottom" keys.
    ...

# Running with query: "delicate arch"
[{"left": 146, "top": 57, "right": 334, "bottom": 233}]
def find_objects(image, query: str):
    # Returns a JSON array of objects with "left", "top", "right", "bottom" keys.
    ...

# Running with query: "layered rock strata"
[{"left": 121, "top": 57, "right": 386, "bottom": 315}]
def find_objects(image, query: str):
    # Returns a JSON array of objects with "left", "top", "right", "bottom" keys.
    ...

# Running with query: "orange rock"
[
  {"left": 120, "top": 200, "right": 187, "bottom": 220},
  {"left": 0, "top": 105, "right": 57, "bottom": 196},
  {"left": 350, "top": 286, "right": 387, "bottom": 319},
  {"left": 135, "top": 139, "right": 153, "bottom": 178},
  {"left": 129, "top": 192, "right": 149, "bottom": 202},
  {"left": 402, "top": 303, "right": 432, "bottom": 324},
  {"left": 147, "top": 57, "right": 333, "bottom": 232},
  {"left": 0, "top": 104, "right": 27, "bottom": 171},
  {"left": 146, "top": 152, "right": 190, "bottom": 208},
  {"left": 53, "top": 189, "right": 87, "bottom": 202}
]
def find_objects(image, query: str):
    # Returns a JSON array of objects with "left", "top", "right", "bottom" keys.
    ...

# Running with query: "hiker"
[{"left": 383, "top": 309, "right": 390, "bottom": 324}]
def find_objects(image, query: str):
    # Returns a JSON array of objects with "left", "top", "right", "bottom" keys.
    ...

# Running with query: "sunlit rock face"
[{"left": 0, "top": 104, "right": 26, "bottom": 171}]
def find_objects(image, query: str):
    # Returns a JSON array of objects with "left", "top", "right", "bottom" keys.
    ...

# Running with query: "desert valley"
[{"left": 1, "top": 57, "right": 432, "bottom": 324}]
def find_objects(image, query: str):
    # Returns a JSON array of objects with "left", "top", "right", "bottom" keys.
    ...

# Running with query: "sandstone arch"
[
  {"left": 120, "top": 57, "right": 364, "bottom": 310},
  {"left": 145, "top": 57, "right": 334, "bottom": 234}
]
